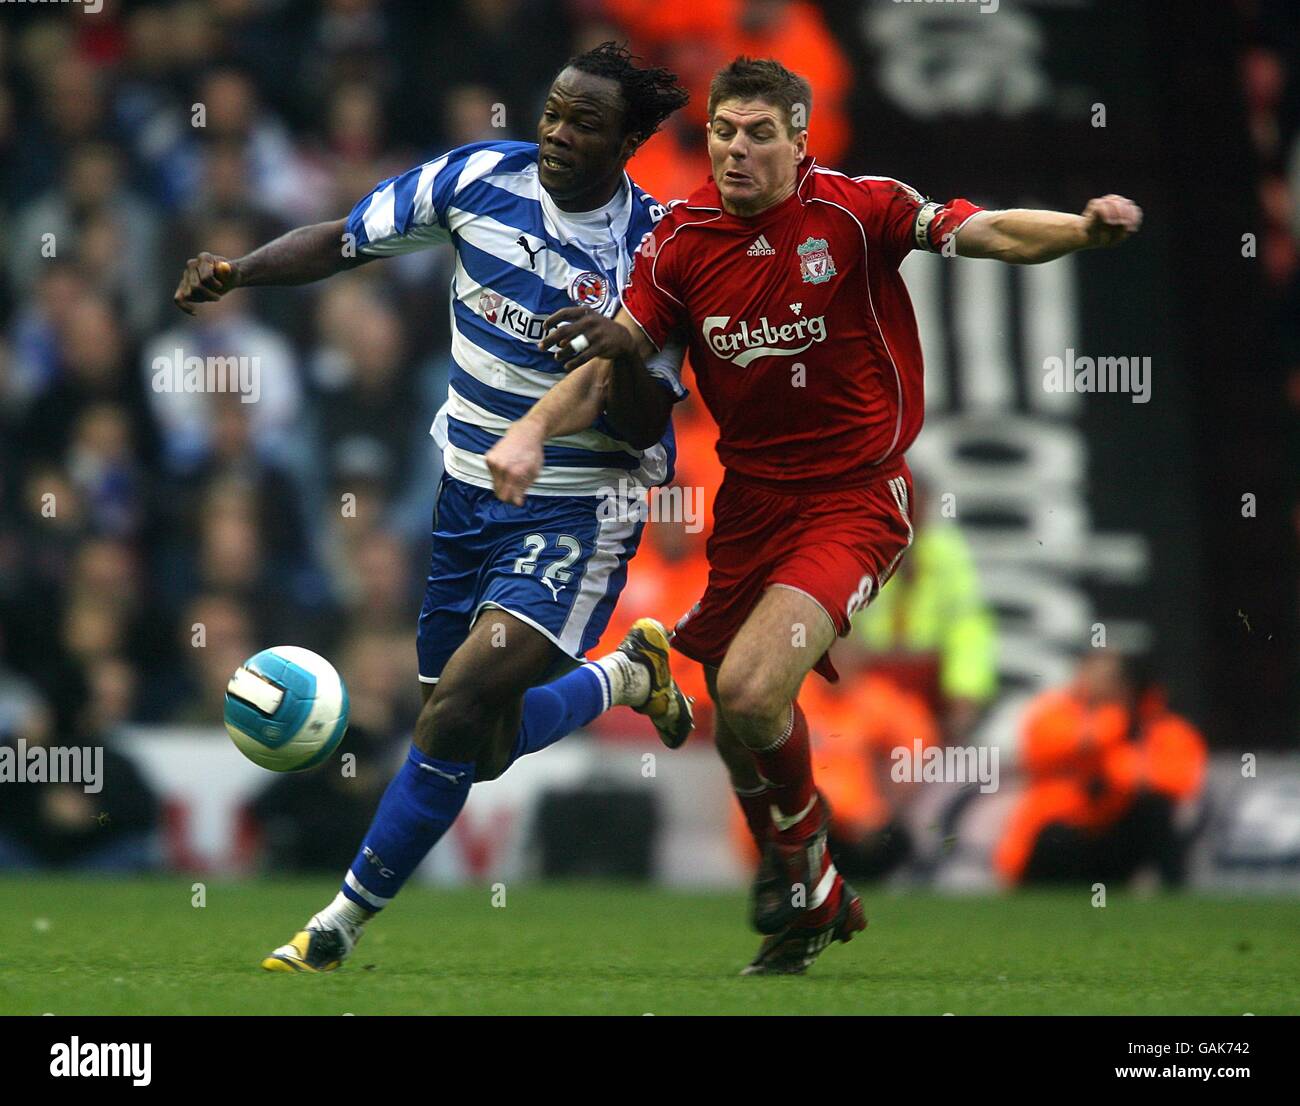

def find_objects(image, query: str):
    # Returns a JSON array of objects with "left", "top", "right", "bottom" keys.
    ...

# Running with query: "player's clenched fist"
[
  {"left": 173, "top": 252, "right": 240, "bottom": 315},
  {"left": 539, "top": 306, "right": 634, "bottom": 371},
  {"left": 1081, "top": 194, "right": 1142, "bottom": 249},
  {"left": 486, "top": 419, "right": 546, "bottom": 506}
]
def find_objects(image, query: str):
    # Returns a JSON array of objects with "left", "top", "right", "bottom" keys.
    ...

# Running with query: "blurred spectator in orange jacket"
[
  {"left": 609, "top": 0, "right": 852, "bottom": 203},
  {"left": 995, "top": 650, "right": 1208, "bottom": 887},
  {"left": 732, "top": 0, "right": 850, "bottom": 163}
]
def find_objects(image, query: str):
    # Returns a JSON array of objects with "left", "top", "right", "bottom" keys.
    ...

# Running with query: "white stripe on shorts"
[{"left": 558, "top": 507, "right": 638, "bottom": 656}]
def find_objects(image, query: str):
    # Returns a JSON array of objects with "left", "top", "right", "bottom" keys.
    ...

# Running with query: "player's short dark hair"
[
  {"left": 563, "top": 41, "right": 689, "bottom": 150},
  {"left": 707, "top": 57, "right": 812, "bottom": 135}
]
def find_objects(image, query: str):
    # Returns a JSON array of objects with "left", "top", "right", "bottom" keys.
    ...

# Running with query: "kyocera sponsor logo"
[
  {"left": 702, "top": 314, "right": 827, "bottom": 367},
  {"left": 477, "top": 289, "right": 547, "bottom": 341}
]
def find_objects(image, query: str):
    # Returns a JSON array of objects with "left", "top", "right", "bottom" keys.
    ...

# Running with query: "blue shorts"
[{"left": 417, "top": 474, "right": 644, "bottom": 683}]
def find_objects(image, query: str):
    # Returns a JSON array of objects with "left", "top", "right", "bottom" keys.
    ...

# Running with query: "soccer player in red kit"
[{"left": 488, "top": 57, "right": 1142, "bottom": 973}]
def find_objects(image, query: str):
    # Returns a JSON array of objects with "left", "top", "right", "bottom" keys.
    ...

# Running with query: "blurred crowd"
[
  {"left": 0, "top": 0, "right": 852, "bottom": 722},
  {"left": 0, "top": 0, "right": 857, "bottom": 869},
  {"left": 1238, "top": 6, "right": 1300, "bottom": 640},
  {"left": 0, "top": 0, "right": 1212, "bottom": 886}
]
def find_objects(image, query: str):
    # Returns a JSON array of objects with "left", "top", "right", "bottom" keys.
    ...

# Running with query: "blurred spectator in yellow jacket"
[{"left": 843, "top": 480, "right": 997, "bottom": 743}]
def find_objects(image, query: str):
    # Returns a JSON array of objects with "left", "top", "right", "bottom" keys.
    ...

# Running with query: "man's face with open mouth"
[{"left": 536, "top": 67, "right": 630, "bottom": 206}]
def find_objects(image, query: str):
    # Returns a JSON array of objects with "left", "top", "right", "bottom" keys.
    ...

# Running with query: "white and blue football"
[{"left": 223, "top": 646, "right": 349, "bottom": 772}]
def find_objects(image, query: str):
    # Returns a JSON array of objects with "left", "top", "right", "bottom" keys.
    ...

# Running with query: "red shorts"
[{"left": 672, "top": 459, "right": 914, "bottom": 682}]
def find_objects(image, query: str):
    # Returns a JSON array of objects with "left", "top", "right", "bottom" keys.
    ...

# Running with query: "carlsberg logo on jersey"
[{"left": 702, "top": 314, "right": 828, "bottom": 367}]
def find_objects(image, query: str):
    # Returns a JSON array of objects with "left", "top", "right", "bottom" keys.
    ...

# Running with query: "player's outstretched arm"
[
  {"left": 172, "top": 217, "right": 367, "bottom": 315},
  {"left": 955, "top": 195, "right": 1142, "bottom": 264},
  {"left": 485, "top": 360, "right": 613, "bottom": 506}
]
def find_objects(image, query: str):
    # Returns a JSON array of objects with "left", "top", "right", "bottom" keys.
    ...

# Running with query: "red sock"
[
  {"left": 733, "top": 784, "right": 773, "bottom": 849},
  {"left": 804, "top": 851, "right": 844, "bottom": 927},
  {"left": 750, "top": 701, "right": 818, "bottom": 840}
]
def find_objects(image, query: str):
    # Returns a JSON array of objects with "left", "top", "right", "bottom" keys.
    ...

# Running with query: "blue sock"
[
  {"left": 508, "top": 663, "right": 609, "bottom": 767},
  {"left": 341, "top": 745, "right": 473, "bottom": 912}
]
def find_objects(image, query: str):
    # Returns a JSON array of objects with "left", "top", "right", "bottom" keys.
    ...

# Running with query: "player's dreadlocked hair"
[{"left": 564, "top": 41, "right": 689, "bottom": 150}]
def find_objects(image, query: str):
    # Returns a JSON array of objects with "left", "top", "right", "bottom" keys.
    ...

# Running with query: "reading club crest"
[
  {"left": 797, "top": 237, "right": 836, "bottom": 285},
  {"left": 569, "top": 271, "right": 611, "bottom": 311}
]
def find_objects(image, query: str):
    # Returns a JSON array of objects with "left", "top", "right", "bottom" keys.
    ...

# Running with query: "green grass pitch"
[{"left": 1, "top": 877, "right": 1297, "bottom": 1015}]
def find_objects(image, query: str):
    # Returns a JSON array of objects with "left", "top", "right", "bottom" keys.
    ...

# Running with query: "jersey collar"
[{"left": 539, "top": 169, "right": 634, "bottom": 246}]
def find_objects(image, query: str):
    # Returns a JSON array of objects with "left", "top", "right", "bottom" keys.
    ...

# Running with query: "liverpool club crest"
[{"left": 797, "top": 236, "right": 836, "bottom": 285}]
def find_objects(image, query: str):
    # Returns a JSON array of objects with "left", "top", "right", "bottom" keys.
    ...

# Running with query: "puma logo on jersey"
[
  {"left": 541, "top": 578, "right": 566, "bottom": 602},
  {"left": 517, "top": 235, "right": 544, "bottom": 270},
  {"left": 747, "top": 234, "right": 776, "bottom": 257}
]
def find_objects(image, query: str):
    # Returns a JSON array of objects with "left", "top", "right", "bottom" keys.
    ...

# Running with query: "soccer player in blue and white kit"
[{"left": 173, "top": 44, "right": 693, "bottom": 972}]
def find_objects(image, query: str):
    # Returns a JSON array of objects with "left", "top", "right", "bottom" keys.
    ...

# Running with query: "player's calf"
[
  {"left": 710, "top": 588, "right": 832, "bottom": 845},
  {"left": 705, "top": 671, "right": 775, "bottom": 848}
]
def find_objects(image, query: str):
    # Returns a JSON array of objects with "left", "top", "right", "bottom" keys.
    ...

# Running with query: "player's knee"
[
  {"left": 419, "top": 680, "right": 499, "bottom": 761},
  {"left": 714, "top": 665, "right": 786, "bottom": 734}
]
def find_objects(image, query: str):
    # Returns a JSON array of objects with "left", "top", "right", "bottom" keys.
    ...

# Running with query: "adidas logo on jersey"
[{"left": 747, "top": 234, "right": 776, "bottom": 257}]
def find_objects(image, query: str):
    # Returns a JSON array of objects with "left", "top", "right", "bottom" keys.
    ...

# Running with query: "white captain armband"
[{"left": 914, "top": 201, "right": 943, "bottom": 251}]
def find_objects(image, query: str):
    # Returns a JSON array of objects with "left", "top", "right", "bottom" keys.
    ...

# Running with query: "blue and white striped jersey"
[{"left": 345, "top": 140, "right": 686, "bottom": 496}]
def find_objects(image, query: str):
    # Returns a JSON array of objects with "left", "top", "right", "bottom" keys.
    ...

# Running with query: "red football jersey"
[{"left": 621, "top": 157, "right": 984, "bottom": 489}]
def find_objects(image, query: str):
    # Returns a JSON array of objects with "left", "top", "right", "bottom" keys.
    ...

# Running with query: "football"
[{"left": 223, "top": 646, "right": 350, "bottom": 772}]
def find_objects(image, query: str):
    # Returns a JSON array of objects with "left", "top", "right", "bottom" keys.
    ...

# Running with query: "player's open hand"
[
  {"left": 1081, "top": 195, "right": 1142, "bottom": 249},
  {"left": 538, "top": 306, "right": 633, "bottom": 371},
  {"left": 174, "top": 252, "right": 240, "bottom": 315},
  {"left": 486, "top": 419, "right": 546, "bottom": 506}
]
